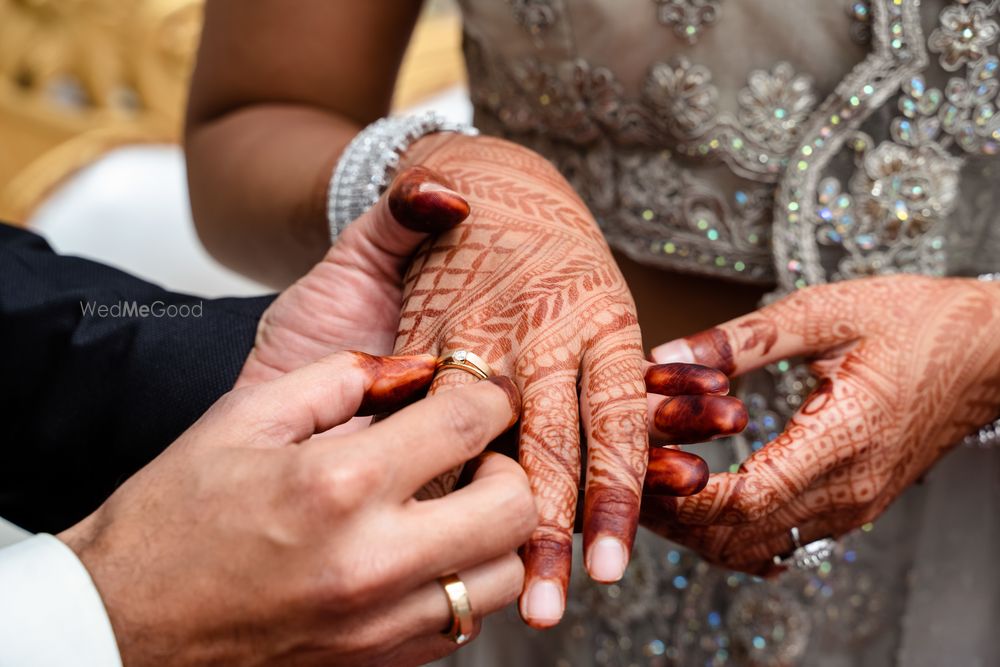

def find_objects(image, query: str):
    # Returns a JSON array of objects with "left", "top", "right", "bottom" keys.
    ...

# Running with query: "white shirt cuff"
[{"left": 0, "top": 533, "right": 123, "bottom": 667}]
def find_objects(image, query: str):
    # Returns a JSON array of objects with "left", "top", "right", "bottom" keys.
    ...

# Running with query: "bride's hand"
[
  {"left": 642, "top": 275, "right": 1000, "bottom": 574},
  {"left": 393, "top": 133, "right": 657, "bottom": 627}
]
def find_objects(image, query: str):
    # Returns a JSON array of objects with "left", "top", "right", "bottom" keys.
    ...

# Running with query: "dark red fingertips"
[
  {"left": 645, "top": 362, "right": 730, "bottom": 396},
  {"left": 355, "top": 352, "right": 437, "bottom": 415},
  {"left": 651, "top": 395, "right": 748, "bottom": 444},
  {"left": 388, "top": 166, "right": 470, "bottom": 233},
  {"left": 644, "top": 448, "right": 709, "bottom": 496}
]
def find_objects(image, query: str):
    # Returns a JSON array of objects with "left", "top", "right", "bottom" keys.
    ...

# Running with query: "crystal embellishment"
[{"left": 654, "top": 0, "right": 724, "bottom": 44}]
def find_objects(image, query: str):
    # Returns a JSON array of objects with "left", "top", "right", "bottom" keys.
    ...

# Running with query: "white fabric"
[
  {"left": 0, "top": 518, "right": 29, "bottom": 549},
  {"left": 28, "top": 145, "right": 269, "bottom": 298},
  {"left": 0, "top": 534, "right": 122, "bottom": 667}
]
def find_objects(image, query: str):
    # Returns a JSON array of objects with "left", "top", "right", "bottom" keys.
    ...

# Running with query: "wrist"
[
  {"left": 400, "top": 131, "right": 471, "bottom": 169},
  {"left": 402, "top": 132, "right": 556, "bottom": 181},
  {"left": 57, "top": 514, "right": 135, "bottom": 667}
]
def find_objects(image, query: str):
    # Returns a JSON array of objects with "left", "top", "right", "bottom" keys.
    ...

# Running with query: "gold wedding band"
[
  {"left": 439, "top": 574, "right": 475, "bottom": 645},
  {"left": 436, "top": 349, "right": 492, "bottom": 381}
]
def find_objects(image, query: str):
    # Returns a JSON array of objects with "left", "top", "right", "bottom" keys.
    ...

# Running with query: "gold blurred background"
[{"left": 0, "top": 0, "right": 463, "bottom": 224}]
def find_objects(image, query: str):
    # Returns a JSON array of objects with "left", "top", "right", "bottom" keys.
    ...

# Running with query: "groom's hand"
[
  {"left": 59, "top": 351, "right": 536, "bottom": 667},
  {"left": 237, "top": 166, "right": 470, "bottom": 388}
]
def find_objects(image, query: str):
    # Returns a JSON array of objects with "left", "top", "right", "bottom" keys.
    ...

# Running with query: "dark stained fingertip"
[
  {"left": 644, "top": 448, "right": 709, "bottom": 496},
  {"left": 652, "top": 395, "right": 748, "bottom": 444},
  {"left": 388, "top": 166, "right": 470, "bottom": 233},
  {"left": 645, "top": 362, "right": 730, "bottom": 396},
  {"left": 519, "top": 532, "right": 572, "bottom": 627},
  {"left": 581, "top": 484, "right": 640, "bottom": 580},
  {"left": 354, "top": 352, "right": 437, "bottom": 415},
  {"left": 684, "top": 328, "right": 736, "bottom": 375},
  {"left": 487, "top": 375, "right": 522, "bottom": 428}
]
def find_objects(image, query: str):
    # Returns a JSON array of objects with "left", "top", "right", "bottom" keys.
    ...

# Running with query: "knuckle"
[
  {"left": 318, "top": 559, "right": 384, "bottom": 610},
  {"left": 729, "top": 495, "right": 769, "bottom": 523},
  {"left": 302, "top": 457, "right": 380, "bottom": 515}
]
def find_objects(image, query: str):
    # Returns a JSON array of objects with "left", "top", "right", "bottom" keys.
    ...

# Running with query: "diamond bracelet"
[
  {"left": 963, "top": 273, "right": 1000, "bottom": 447},
  {"left": 326, "top": 111, "right": 478, "bottom": 243}
]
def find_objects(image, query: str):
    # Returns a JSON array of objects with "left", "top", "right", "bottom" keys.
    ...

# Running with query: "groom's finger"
[
  {"left": 349, "top": 375, "right": 520, "bottom": 501},
  {"left": 211, "top": 351, "right": 437, "bottom": 447}
]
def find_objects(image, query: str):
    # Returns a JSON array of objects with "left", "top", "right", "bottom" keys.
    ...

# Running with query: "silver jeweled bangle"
[
  {"left": 326, "top": 111, "right": 478, "bottom": 243},
  {"left": 963, "top": 273, "right": 1000, "bottom": 448}
]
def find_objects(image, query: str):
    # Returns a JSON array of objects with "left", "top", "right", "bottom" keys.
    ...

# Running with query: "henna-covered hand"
[
  {"left": 392, "top": 134, "right": 661, "bottom": 627},
  {"left": 643, "top": 275, "right": 1000, "bottom": 574},
  {"left": 237, "top": 166, "right": 469, "bottom": 390}
]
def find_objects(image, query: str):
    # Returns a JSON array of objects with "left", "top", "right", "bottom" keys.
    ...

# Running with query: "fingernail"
[
  {"left": 389, "top": 167, "right": 470, "bottom": 233},
  {"left": 650, "top": 340, "right": 695, "bottom": 364},
  {"left": 587, "top": 537, "right": 627, "bottom": 582},
  {"left": 520, "top": 580, "right": 564, "bottom": 626},
  {"left": 418, "top": 181, "right": 461, "bottom": 197}
]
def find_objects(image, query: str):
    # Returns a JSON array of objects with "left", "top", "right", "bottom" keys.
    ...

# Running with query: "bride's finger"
[
  {"left": 517, "top": 371, "right": 580, "bottom": 629},
  {"left": 579, "top": 327, "right": 648, "bottom": 585},
  {"left": 649, "top": 282, "right": 867, "bottom": 376},
  {"left": 721, "top": 504, "right": 853, "bottom": 573},
  {"left": 648, "top": 394, "right": 748, "bottom": 443},
  {"left": 644, "top": 362, "right": 730, "bottom": 395},
  {"left": 644, "top": 448, "right": 710, "bottom": 497}
]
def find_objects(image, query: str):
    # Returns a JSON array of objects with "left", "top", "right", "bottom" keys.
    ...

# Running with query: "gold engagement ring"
[{"left": 436, "top": 349, "right": 492, "bottom": 381}]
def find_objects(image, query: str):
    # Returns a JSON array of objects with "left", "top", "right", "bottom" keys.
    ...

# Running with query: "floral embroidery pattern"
[
  {"left": 643, "top": 58, "right": 718, "bottom": 134},
  {"left": 929, "top": 1, "right": 999, "bottom": 72},
  {"left": 737, "top": 63, "right": 818, "bottom": 152}
]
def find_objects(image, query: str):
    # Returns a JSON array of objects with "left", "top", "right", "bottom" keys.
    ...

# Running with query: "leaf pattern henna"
[
  {"left": 392, "top": 135, "right": 648, "bottom": 619},
  {"left": 644, "top": 275, "right": 1000, "bottom": 572}
]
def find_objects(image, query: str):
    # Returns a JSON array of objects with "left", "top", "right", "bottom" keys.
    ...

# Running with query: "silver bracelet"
[
  {"left": 963, "top": 272, "right": 1000, "bottom": 447},
  {"left": 326, "top": 111, "right": 478, "bottom": 242}
]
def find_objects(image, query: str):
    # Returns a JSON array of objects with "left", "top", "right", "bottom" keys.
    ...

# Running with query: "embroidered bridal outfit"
[{"left": 443, "top": 1, "right": 1000, "bottom": 665}]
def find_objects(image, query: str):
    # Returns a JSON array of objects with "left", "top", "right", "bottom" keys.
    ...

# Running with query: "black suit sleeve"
[{"left": 0, "top": 223, "right": 275, "bottom": 533}]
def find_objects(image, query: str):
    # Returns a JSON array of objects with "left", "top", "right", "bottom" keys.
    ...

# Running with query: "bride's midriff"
[{"left": 614, "top": 251, "right": 768, "bottom": 351}]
